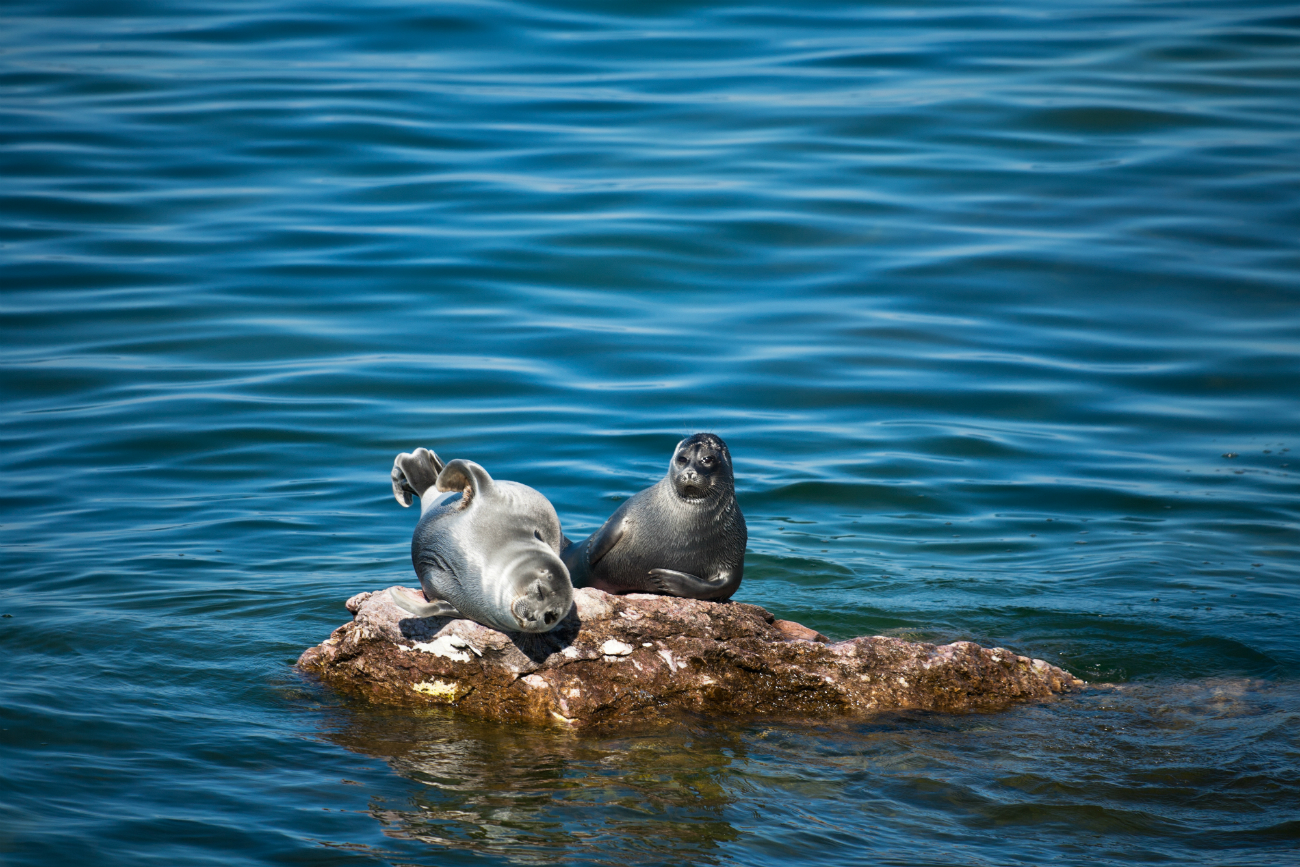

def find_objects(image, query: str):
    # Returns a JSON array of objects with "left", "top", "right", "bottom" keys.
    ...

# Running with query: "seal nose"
[
  {"left": 677, "top": 467, "right": 709, "bottom": 497},
  {"left": 510, "top": 572, "right": 573, "bottom": 633}
]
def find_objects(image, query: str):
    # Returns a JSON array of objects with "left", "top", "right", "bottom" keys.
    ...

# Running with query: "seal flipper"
[
  {"left": 391, "top": 448, "right": 446, "bottom": 507},
  {"left": 560, "top": 535, "right": 591, "bottom": 588},
  {"left": 584, "top": 512, "right": 627, "bottom": 569},
  {"left": 435, "top": 459, "right": 495, "bottom": 509},
  {"left": 389, "top": 586, "right": 461, "bottom": 619},
  {"left": 647, "top": 568, "right": 741, "bottom": 601}
]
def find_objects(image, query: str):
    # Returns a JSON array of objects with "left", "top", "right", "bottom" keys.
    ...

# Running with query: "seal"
[
  {"left": 561, "top": 433, "right": 746, "bottom": 600},
  {"left": 389, "top": 447, "right": 574, "bottom": 633}
]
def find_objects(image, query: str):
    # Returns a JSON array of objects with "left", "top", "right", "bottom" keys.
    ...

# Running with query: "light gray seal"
[
  {"left": 561, "top": 433, "right": 746, "bottom": 601},
  {"left": 389, "top": 447, "right": 574, "bottom": 633}
]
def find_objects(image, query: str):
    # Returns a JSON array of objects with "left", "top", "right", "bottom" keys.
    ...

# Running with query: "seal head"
[
  {"left": 562, "top": 433, "right": 746, "bottom": 601},
  {"left": 390, "top": 449, "right": 574, "bottom": 634},
  {"left": 669, "top": 433, "right": 733, "bottom": 501}
]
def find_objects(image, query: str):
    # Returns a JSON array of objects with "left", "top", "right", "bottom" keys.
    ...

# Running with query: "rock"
[{"left": 298, "top": 586, "right": 1084, "bottom": 730}]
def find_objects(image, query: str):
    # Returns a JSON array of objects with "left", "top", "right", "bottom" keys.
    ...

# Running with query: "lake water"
[{"left": 2, "top": 0, "right": 1298, "bottom": 864}]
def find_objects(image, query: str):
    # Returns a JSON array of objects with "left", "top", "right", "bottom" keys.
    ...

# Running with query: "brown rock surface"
[{"left": 298, "top": 586, "right": 1084, "bottom": 730}]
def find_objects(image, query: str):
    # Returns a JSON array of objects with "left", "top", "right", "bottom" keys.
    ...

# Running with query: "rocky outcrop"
[{"left": 298, "top": 586, "right": 1083, "bottom": 730}]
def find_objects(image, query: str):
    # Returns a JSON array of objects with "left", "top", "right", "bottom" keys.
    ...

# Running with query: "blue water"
[{"left": 3, "top": 0, "right": 1298, "bottom": 863}]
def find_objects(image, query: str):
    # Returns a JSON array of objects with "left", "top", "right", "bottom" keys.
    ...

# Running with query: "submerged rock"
[{"left": 298, "top": 586, "right": 1083, "bottom": 730}]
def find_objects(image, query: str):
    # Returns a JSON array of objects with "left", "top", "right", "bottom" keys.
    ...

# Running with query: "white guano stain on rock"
[
  {"left": 411, "top": 634, "right": 476, "bottom": 662},
  {"left": 601, "top": 639, "right": 634, "bottom": 657}
]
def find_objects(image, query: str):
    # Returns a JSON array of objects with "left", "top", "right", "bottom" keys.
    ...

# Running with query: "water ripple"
[{"left": 3, "top": 0, "right": 1299, "bottom": 864}]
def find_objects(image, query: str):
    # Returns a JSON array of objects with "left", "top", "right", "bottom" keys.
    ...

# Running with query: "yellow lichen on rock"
[{"left": 412, "top": 679, "right": 470, "bottom": 703}]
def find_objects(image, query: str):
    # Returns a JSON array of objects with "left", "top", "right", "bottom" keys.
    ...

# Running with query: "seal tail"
[{"left": 391, "top": 447, "right": 446, "bottom": 507}]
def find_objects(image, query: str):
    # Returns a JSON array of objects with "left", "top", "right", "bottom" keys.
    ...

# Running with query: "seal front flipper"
[
  {"left": 389, "top": 586, "right": 461, "bottom": 619},
  {"left": 563, "top": 512, "right": 628, "bottom": 589},
  {"left": 391, "top": 448, "right": 446, "bottom": 507},
  {"left": 647, "top": 567, "right": 741, "bottom": 601},
  {"left": 584, "top": 511, "right": 628, "bottom": 568}
]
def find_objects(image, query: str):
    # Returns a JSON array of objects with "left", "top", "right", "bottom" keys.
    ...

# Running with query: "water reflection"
[
  {"left": 324, "top": 706, "right": 742, "bottom": 864},
  {"left": 314, "top": 678, "right": 1300, "bottom": 865}
]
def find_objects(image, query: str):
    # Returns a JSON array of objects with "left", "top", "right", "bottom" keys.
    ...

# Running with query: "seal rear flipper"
[
  {"left": 435, "top": 459, "right": 495, "bottom": 508},
  {"left": 389, "top": 586, "right": 461, "bottom": 619},
  {"left": 647, "top": 568, "right": 741, "bottom": 601},
  {"left": 560, "top": 536, "right": 591, "bottom": 587},
  {"left": 391, "top": 448, "right": 446, "bottom": 507}
]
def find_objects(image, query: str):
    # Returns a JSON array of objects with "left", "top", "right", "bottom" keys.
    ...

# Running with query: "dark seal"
[{"left": 561, "top": 433, "right": 746, "bottom": 600}]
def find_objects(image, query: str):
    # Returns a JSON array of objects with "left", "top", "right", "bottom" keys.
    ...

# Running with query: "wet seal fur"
[
  {"left": 562, "top": 433, "right": 746, "bottom": 600},
  {"left": 390, "top": 448, "right": 574, "bottom": 633}
]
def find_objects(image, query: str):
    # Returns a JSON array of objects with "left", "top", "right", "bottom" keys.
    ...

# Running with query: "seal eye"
[
  {"left": 534, "top": 530, "right": 544, "bottom": 541},
  {"left": 701, "top": 455, "right": 715, "bottom": 467},
  {"left": 675, "top": 454, "right": 688, "bottom": 465}
]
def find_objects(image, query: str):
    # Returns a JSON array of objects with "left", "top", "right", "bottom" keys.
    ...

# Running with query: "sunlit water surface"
[{"left": 2, "top": 0, "right": 1298, "bottom": 864}]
